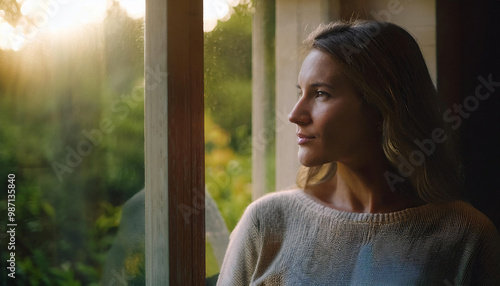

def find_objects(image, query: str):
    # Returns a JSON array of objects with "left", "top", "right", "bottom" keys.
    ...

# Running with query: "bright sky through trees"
[{"left": 0, "top": 0, "right": 250, "bottom": 51}]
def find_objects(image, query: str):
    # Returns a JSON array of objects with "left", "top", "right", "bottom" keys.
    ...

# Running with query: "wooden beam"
[
  {"left": 145, "top": 0, "right": 204, "bottom": 284},
  {"left": 167, "top": 0, "right": 204, "bottom": 285},
  {"left": 145, "top": 0, "right": 168, "bottom": 284}
]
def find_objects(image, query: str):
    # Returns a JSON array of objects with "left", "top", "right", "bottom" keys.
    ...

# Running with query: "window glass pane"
[
  {"left": 0, "top": 1, "right": 145, "bottom": 284},
  {"left": 204, "top": 0, "right": 254, "bottom": 282}
]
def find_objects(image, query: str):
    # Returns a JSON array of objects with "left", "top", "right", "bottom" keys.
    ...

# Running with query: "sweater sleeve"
[
  {"left": 217, "top": 203, "right": 261, "bottom": 286},
  {"left": 471, "top": 219, "right": 500, "bottom": 285}
]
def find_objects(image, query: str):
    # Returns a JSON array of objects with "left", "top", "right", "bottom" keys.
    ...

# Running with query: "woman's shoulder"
[
  {"left": 239, "top": 189, "right": 304, "bottom": 226},
  {"left": 252, "top": 188, "right": 302, "bottom": 204},
  {"left": 245, "top": 189, "right": 302, "bottom": 213},
  {"left": 442, "top": 201, "right": 494, "bottom": 223},
  {"left": 428, "top": 200, "right": 499, "bottom": 237}
]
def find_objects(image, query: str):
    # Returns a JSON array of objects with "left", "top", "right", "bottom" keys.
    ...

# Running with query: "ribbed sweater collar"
[{"left": 293, "top": 189, "right": 457, "bottom": 224}]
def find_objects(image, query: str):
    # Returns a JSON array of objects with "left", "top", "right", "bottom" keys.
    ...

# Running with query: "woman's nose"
[{"left": 288, "top": 99, "right": 310, "bottom": 125}]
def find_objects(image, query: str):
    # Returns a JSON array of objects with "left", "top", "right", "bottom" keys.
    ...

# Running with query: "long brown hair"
[{"left": 297, "top": 20, "right": 462, "bottom": 203}]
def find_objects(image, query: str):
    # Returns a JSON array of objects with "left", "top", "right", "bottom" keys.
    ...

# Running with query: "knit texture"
[{"left": 217, "top": 189, "right": 500, "bottom": 285}]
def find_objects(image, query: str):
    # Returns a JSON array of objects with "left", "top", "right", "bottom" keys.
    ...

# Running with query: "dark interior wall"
[{"left": 437, "top": 0, "right": 500, "bottom": 229}]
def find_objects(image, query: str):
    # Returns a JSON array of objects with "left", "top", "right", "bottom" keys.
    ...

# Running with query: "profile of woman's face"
[{"left": 289, "top": 49, "right": 382, "bottom": 168}]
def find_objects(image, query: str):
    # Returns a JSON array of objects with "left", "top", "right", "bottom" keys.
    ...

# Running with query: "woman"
[{"left": 217, "top": 21, "right": 500, "bottom": 285}]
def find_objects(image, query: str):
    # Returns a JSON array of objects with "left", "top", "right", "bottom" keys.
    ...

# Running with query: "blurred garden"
[{"left": 0, "top": 0, "right": 254, "bottom": 284}]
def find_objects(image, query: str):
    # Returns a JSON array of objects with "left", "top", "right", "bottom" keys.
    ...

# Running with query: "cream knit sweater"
[{"left": 217, "top": 189, "right": 500, "bottom": 285}]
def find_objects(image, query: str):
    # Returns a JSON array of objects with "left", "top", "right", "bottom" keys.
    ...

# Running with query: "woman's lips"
[{"left": 297, "top": 133, "right": 315, "bottom": 145}]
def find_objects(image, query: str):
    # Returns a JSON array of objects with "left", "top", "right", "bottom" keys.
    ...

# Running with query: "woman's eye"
[{"left": 315, "top": 90, "right": 330, "bottom": 98}]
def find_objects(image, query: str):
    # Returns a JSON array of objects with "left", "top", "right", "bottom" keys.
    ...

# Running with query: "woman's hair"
[{"left": 297, "top": 20, "right": 463, "bottom": 203}]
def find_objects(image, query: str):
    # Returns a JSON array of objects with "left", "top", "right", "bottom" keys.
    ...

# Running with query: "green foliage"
[
  {"left": 205, "top": 116, "right": 252, "bottom": 231},
  {"left": 204, "top": 5, "right": 253, "bottom": 153}
]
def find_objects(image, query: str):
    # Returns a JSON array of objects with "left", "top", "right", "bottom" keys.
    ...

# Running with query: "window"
[{"left": 0, "top": 0, "right": 146, "bottom": 284}]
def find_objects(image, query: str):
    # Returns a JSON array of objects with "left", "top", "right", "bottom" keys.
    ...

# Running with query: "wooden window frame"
[{"left": 145, "top": 0, "right": 205, "bottom": 284}]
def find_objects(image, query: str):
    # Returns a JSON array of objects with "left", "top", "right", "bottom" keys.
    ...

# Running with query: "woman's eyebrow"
[
  {"left": 296, "top": 81, "right": 336, "bottom": 90},
  {"left": 311, "top": 82, "right": 335, "bottom": 89},
  {"left": 297, "top": 82, "right": 335, "bottom": 89}
]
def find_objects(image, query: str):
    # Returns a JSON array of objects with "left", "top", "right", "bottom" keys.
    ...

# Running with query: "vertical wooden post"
[
  {"left": 167, "top": 0, "right": 204, "bottom": 285},
  {"left": 145, "top": 0, "right": 168, "bottom": 284},
  {"left": 145, "top": 0, "right": 204, "bottom": 284}
]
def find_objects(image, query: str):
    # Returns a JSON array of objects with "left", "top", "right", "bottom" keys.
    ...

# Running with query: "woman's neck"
[{"left": 305, "top": 162, "right": 421, "bottom": 213}]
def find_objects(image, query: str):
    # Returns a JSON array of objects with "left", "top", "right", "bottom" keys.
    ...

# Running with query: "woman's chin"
[{"left": 298, "top": 157, "right": 326, "bottom": 168}]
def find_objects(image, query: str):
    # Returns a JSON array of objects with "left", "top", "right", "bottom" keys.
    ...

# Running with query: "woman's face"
[{"left": 289, "top": 49, "right": 381, "bottom": 168}]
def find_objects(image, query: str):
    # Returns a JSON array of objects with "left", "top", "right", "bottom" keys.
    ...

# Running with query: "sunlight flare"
[
  {"left": 116, "top": 0, "right": 145, "bottom": 19},
  {"left": 0, "top": 0, "right": 247, "bottom": 51}
]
